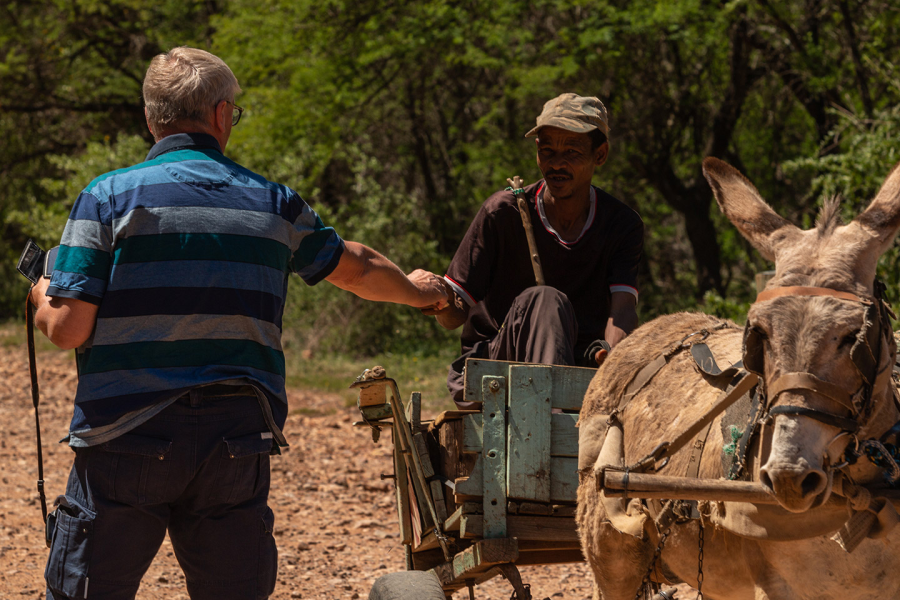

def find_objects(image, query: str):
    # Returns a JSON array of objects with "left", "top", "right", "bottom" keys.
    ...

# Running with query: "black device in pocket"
[{"left": 17, "top": 239, "right": 59, "bottom": 283}]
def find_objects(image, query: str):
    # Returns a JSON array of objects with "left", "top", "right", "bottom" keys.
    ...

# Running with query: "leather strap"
[
  {"left": 768, "top": 371, "right": 856, "bottom": 413},
  {"left": 767, "top": 405, "right": 859, "bottom": 432},
  {"left": 686, "top": 422, "right": 714, "bottom": 479},
  {"left": 652, "top": 372, "right": 759, "bottom": 465},
  {"left": 620, "top": 352, "right": 670, "bottom": 408},
  {"left": 26, "top": 299, "right": 48, "bottom": 526},
  {"left": 756, "top": 286, "right": 870, "bottom": 305},
  {"left": 691, "top": 342, "right": 743, "bottom": 381}
]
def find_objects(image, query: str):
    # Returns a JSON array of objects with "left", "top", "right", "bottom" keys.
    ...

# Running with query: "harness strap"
[
  {"left": 26, "top": 298, "right": 48, "bottom": 525},
  {"left": 620, "top": 352, "right": 670, "bottom": 408},
  {"left": 767, "top": 371, "right": 856, "bottom": 413},
  {"left": 756, "top": 286, "right": 871, "bottom": 305},
  {"left": 662, "top": 372, "right": 759, "bottom": 463},
  {"left": 767, "top": 405, "right": 859, "bottom": 432}
]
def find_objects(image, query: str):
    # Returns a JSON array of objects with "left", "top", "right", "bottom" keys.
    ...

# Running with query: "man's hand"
[
  {"left": 407, "top": 269, "right": 449, "bottom": 310},
  {"left": 29, "top": 276, "right": 51, "bottom": 309},
  {"left": 420, "top": 278, "right": 469, "bottom": 330}
]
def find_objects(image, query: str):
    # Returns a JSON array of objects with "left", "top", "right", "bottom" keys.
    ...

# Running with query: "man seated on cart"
[{"left": 424, "top": 93, "right": 644, "bottom": 408}]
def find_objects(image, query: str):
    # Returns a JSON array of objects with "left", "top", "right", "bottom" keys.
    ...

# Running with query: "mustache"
[{"left": 545, "top": 170, "right": 573, "bottom": 179}]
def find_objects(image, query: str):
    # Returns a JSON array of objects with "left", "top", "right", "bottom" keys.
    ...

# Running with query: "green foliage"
[
  {"left": 3, "top": 0, "right": 900, "bottom": 356},
  {"left": 783, "top": 105, "right": 900, "bottom": 302}
]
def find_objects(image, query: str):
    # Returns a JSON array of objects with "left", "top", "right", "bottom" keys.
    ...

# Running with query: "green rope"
[
  {"left": 505, "top": 186, "right": 525, "bottom": 195},
  {"left": 722, "top": 425, "right": 743, "bottom": 456}
]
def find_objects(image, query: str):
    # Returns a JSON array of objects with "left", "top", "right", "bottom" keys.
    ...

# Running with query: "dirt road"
[{"left": 0, "top": 344, "right": 602, "bottom": 599}]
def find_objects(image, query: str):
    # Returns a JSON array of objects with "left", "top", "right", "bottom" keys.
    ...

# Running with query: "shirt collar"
[{"left": 145, "top": 132, "right": 222, "bottom": 162}]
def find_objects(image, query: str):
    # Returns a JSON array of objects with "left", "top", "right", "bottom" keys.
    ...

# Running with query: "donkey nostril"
[{"left": 801, "top": 471, "right": 826, "bottom": 497}]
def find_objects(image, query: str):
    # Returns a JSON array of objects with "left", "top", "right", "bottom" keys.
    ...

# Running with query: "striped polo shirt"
[{"left": 47, "top": 133, "right": 344, "bottom": 447}]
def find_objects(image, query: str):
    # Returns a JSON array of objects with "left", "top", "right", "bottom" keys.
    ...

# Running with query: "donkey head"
[{"left": 703, "top": 158, "right": 900, "bottom": 512}]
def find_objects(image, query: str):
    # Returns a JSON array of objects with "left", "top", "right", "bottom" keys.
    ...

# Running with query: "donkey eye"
[{"left": 838, "top": 331, "right": 859, "bottom": 349}]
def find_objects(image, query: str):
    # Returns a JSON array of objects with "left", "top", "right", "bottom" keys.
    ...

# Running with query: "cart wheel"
[{"left": 369, "top": 570, "right": 447, "bottom": 600}]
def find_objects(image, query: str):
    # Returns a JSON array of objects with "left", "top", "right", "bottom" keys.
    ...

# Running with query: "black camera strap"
[{"left": 26, "top": 297, "right": 49, "bottom": 525}]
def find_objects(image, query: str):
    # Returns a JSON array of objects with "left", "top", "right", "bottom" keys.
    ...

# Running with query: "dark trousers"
[
  {"left": 447, "top": 286, "right": 577, "bottom": 408},
  {"left": 45, "top": 387, "right": 278, "bottom": 600}
]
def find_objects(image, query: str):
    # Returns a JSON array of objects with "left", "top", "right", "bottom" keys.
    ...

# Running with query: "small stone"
[{"left": 158, "top": 575, "right": 169, "bottom": 583}]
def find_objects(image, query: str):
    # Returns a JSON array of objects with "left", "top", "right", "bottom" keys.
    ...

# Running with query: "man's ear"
[
  {"left": 144, "top": 107, "right": 156, "bottom": 139},
  {"left": 594, "top": 141, "right": 609, "bottom": 167}
]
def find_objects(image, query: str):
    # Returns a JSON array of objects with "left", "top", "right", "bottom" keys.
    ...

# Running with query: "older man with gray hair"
[{"left": 30, "top": 46, "right": 447, "bottom": 600}]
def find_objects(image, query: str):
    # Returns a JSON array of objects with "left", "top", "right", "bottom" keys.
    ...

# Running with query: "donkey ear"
[
  {"left": 702, "top": 157, "right": 799, "bottom": 261},
  {"left": 854, "top": 161, "right": 900, "bottom": 257}
]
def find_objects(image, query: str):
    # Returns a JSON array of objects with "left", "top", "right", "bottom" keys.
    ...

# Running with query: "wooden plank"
[
  {"left": 412, "top": 432, "right": 435, "bottom": 478},
  {"left": 444, "top": 502, "right": 482, "bottom": 531},
  {"left": 430, "top": 538, "right": 518, "bottom": 587},
  {"left": 357, "top": 381, "right": 388, "bottom": 407},
  {"left": 462, "top": 358, "right": 595, "bottom": 409},
  {"left": 550, "top": 413, "right": 579, "bottom": 457},
  {"left": 428, "top": 410, "right": 480, "bottom": 432},
  {"left": 481, "top": 375, "right": 508, "bottom": 538},
  {"left": 407, "top": 391, "right": 422, "bottom": 431},
  {"left": 462, "top": 359, "right": 510, "bottom": 405},
  {"left": 459, "top": 515, "right": 578, "bottom": 542},
  {"left": 455, "top": 454, "right": 483, "bottom": 496},
  {"left": 549, "top": 456, "right": 578, "bottom": 503},
  {"left": 394, "top": 434, "right": 412, "bottom": 545},
  {"left": 429, "top": 479, "right": 448, "bottom": 523},
  {"left": 460, "top": 413, "right": 580, "bottom": 457},
  {"left": 462, "top": 413, "right": 483, "bottom": 453},
  {"left": 507, "top": 365, "right": 552, "bottom": 502}
]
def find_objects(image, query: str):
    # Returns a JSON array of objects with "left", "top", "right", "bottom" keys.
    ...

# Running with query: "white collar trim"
[{"left": 535, "top": 182, "right": 596, "bottom": 246}]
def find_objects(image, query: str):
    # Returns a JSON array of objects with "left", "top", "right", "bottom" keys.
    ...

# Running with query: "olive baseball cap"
[{"left": 525, "top": 93, "right": 609, "bottom": 138}]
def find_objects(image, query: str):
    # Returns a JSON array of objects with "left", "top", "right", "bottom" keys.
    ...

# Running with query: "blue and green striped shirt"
[{"left": 48, "top": 133, "right": 344, "bottom": 446}]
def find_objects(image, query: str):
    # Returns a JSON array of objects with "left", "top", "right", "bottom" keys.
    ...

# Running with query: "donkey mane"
[{"left": 815, "top": 196, "right": 843, "bottom": 237}]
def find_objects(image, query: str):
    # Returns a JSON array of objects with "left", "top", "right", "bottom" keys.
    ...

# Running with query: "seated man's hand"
[{"left": 408, "top": 269, "right": 449, "bottom": 310}]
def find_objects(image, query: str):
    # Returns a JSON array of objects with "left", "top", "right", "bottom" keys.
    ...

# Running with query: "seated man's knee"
[
  {"left": 513, "top": 286, "right": 574, "bottom": 319},
  {"left": 515, "top": 285, "right": 570, "bottom": 306}
]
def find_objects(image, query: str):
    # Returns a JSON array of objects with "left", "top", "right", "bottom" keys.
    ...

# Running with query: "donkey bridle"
[{"left": 743, "top": 283, "right": 895, "bottom": 435}]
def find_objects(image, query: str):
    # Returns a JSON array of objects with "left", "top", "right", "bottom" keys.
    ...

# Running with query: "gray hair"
[{"left": 143, "top": 47, "right": 241, "bottom": 131}]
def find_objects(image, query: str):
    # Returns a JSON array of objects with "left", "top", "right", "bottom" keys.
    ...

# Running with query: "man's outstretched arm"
[{"left": 325, "top": 241, "right": 448, "bottom": 308}]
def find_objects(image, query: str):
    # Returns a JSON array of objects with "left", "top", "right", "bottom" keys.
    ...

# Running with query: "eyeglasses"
[{"left": 225, "top": 100, "right": 244, "bottom": 126}]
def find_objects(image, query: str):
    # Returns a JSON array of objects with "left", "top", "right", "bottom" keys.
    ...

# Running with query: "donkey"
[{"left": 576, "top": 158, "right": 900, "bottom": 600}]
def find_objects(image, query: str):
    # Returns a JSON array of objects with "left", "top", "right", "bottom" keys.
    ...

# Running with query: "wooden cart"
[{"left": 351, "top": 359, "right": 596, "bottom": 599}]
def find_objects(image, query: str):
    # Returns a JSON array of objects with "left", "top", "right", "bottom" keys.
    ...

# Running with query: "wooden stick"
[
  {"left": 507, "top": 176, "right": 545, "bottom": 286},
  {"left": 601, "top": 471, "right": 777, "bottom": 504},
  {"left": 600, "top": 471, "right": 900, "bottom": 510}
]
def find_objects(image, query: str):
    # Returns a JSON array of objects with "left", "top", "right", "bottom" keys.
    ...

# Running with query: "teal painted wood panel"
[
  {"left": 506, "top": 365, "right": 552, "bottom": 502},
  {"left": 482, "top": 375, "right": 508, "bottom": 538},
  {"left": 550, "top": 413, "right": 579, "bottom": 457},
  {"left": 462, "top": 412, "right": 580, "bottom": 457},
  {"left": 462, "top": 358, "right": 595, "bottom": 409},
  {"left": 549, "top": 456, "right": 579, "bottom": 503},
  {"left": 462, "top": 413, "right": 483, "bottom": 453}
]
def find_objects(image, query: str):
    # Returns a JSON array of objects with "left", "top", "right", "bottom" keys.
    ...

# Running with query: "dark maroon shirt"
[{"left": 445, "top": 180, "right": 643, "bottom": 358}]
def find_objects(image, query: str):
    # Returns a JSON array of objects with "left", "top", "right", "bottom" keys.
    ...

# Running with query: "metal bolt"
[{"left": 489, "top": 380, "right": 500, "bottom": 392}]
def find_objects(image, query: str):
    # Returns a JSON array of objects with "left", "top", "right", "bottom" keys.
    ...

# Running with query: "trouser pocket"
[
  {"left": 208, "top": 432, "right": 273, "bottom": 505},
  {"left": 258, "top": 507, "right": 277, "bottom": 598},
  {"left": 45, "top": 497, "right": 95, "bottom": 599},
  {"left": 96, "top": 433, "right": 173, "bottom": 506}
]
